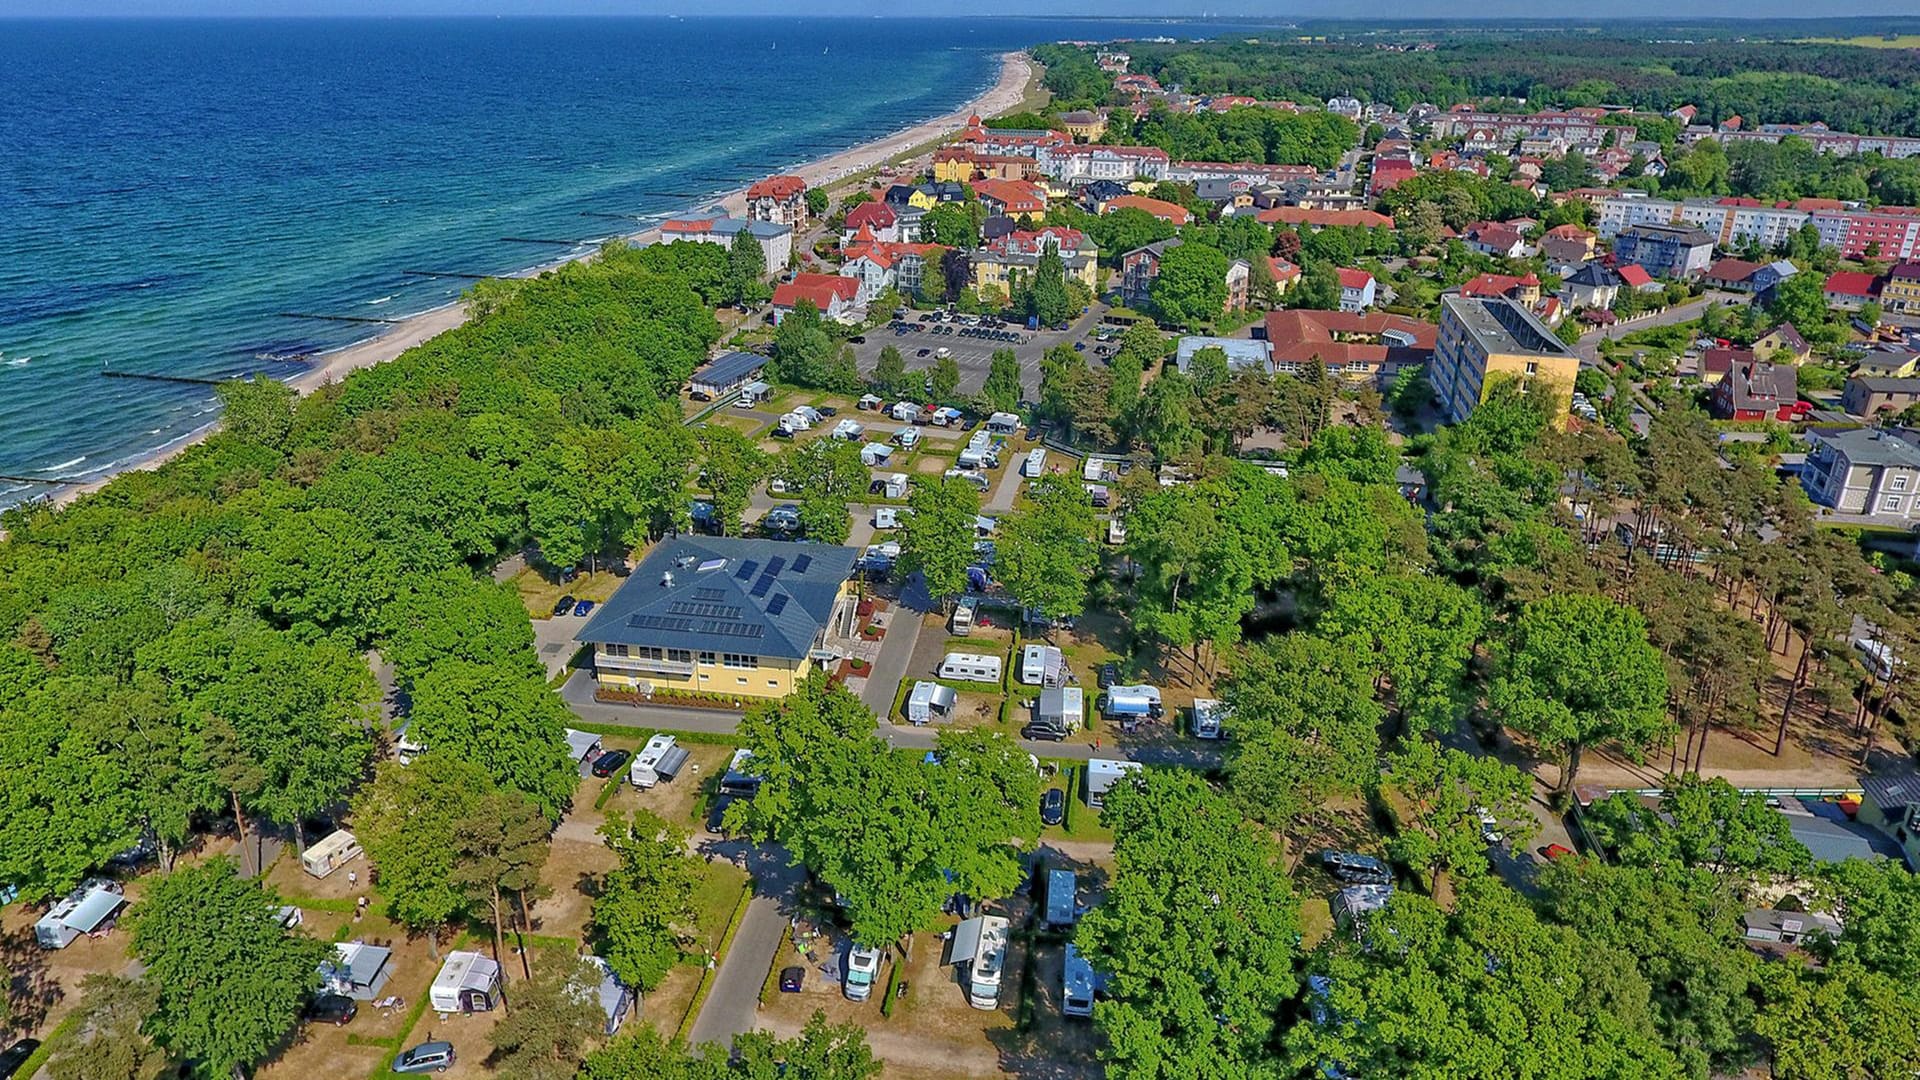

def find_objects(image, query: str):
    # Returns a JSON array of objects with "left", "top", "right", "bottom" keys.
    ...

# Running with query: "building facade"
[
  {"left": 1801, "top": 428, "right": 1920, "bottom": 520},
  {"left": 1612, "top": 224, "right": 1715, "bottom": 280},
  {"left": 1429, "top": 295, "right": 1580, "bottom": 427}
]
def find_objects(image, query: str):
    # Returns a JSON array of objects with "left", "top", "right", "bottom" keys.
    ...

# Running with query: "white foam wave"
[{"left": 43, "top": 456, "right": 86, "bottom": 471}]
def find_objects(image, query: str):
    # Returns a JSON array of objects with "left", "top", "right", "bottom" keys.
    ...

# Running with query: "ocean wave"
[
  {"left": 3, "top": 356, "right": 29, "bottom": 367},
  {"left": 42, "top": 456, "right": 86, "bottom": 472},
  {"left": 367, "top": 295, "right": 395, "bottom": 305}
]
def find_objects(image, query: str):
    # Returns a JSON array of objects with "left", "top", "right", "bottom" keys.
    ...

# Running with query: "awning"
[
  {"left": 656, "top": 746, "right": 691, "bottom": 780},
  {"left": 565, "top": 728, "right": 601, "bottom": 762},
  {"left": 949, "top": 916, "right": 988, "bottom": 965},
  {"left": 65, "top": 887, "right": 124, "bottom": 934}
]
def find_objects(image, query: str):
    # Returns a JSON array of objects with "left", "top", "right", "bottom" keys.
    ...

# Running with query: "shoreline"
[{"left": 32, "top": 49, "right": 1033, "bottom": 514}]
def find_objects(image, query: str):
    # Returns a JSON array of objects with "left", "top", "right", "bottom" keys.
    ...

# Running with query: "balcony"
[{"left": 595, "top": 651, "right": 696, "bottom": 678}]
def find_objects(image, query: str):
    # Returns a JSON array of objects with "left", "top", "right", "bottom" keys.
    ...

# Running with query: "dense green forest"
[{"left": 1035, "top": 36, "right": 1920, "bottom": 138}]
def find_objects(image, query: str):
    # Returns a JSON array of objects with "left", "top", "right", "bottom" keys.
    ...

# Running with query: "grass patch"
[
  {"left": 284, "top": 894, "right": 359, "bottom": 914},
  {"left": 1300, "top": 897, "right": 1335, "bottom": 949},
  {"left": 347, "top": 1032, "right": 404, "bottom": 1049},
  {"left": 879, "top": 947, "right": 905, "bottom": 1018},
  {"left": 692, "top": 861, "right": 753, "bottom": 946},
  {"left": 13, "top": 1009, "right": 80, "bottom": 1079},
  {"left": 680, "top": 877, "right": 755, "bottom": 1042},
  {"left": 367, "top": 981, "right": 440, "bottom": 1079},
  {"left": 514, "top": 565, "right": 623, "bottom": 619}
]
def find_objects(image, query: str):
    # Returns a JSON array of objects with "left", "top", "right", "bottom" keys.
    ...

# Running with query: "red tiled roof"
[
  {"left": 1336, "top": 268, "right": 1374, "bottom": 291},
  {"left": 844, "top": 202, "right": 896, "bottom": 230},
  {"left": 844, "top": 240, "right": 949, "bottom": 270},
  {"left": 1617, "top": 265, "right": 1654, "bottom": 288},
  {"left": 1263, "top": 309, "right": 1437, "bottom": 368},
  {"left": 1705, "top": 258, "right": 1763, "bottom": 284},
  {"left": 1459, "top": 272, "right": 1540, "bottom": 298},
  {"left": 1269, "top": 257, "right": 1301, "bottom": 283},
  {"left": 747, "top": 175, "right": 807, "bottom": 201},
  {"left": 1258, "top": 206, "right": 1395, "bottom": 229},
  {"left": 1545, "top": 224, "right": 1593, "bottom": 239},
  {"left": 1103, "top": 195, "right": 1191, "bottom": 225},
  {"left": 971, "top": 179, "right": 1048, "bottom": 213},
  {"left": 773, "top": 273, "right": 859, "bottom": 310},
  {"left": 661, "top": 218, "right": 716, "bottom": 235},
  {"left": 1702, "top": 347, "right": 1757, "bottom": 375},
  {"left": 1825, "top": 270, "right": 1881, "bottom": 297}
]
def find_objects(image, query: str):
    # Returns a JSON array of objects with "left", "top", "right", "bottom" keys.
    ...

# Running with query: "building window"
[
  {"left": 722, "top": 653, "right": 758, "bottom": 670},
  {"left": 698, "top": 651, "right": 717, "bottom": 665},
  {"left": 737, "top": 677, "right": 748, "bottom": 685},
  {"left": 1895, "top": 475, "right": 1911, "bottom": 493},
  {"left": 1885, "top": 495, "right": 1904, "bottom": 513},
  {"left": 668, "top": 649, "right": 692, "bottom": 664},
  {"left": 603, "top": 644, "right": 628, "bottom": 657},
  {"left": 1524, "top": 362, "right": 1538, "bottom": 376}
]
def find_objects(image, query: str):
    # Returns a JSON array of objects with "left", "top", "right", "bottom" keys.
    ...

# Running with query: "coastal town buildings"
[
  {"left": 1595, "top": 194, "right": 1920, "bottom": 260},
  {"left": 1035, "top": 144, "right": 1171, "bottom": 183},
  {"left": 1430, "top": 295, "right": 1580, "bottom": 427},
  {"left": 974, "top": 228, "right": 1099, "bottom": 294},
  {"left": 771, "top": 273, "right": 861, "bottom": 324},
  {"left": 577, "top": 537, "right": 857, "bottom": 699},
  {"left": 1885, "top": 263, "right": 1920, "bottom": 314},
  {"left": 659, "top": 215, "right": 793, "bottom": 276},
  {"left": 1801, "top": 428, "right": 1920, "bottom": 520},
  {"left": 1263, "top": 308, "right": 1436, "bottom": 385},
  {"left": 1101, "top": 194, "right": 1189, "bottom": 225},
  {"left": 841, "top": 238, "right": 948, "bottom": 303},
  {"left": 1337, "top": 268, "right": 1377, "bottom": 312},
  {"left": 745, "top": 175, "right": 810, "bottom": 229},
  {"left": 1611, "top": 223, "right": 1715, "bottom": 280},
  {"left": 971, "top": 178, "right": 1050, "bottom": 220}
]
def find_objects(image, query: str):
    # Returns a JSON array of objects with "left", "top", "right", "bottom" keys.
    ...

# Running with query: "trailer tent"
[{"left": 430, "top": 950, "right": 502, "bottom": 1014}]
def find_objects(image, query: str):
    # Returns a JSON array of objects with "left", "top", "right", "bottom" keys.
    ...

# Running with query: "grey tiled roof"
[{"left": 578, "top": 537, "right": 854, "bottom": 660}]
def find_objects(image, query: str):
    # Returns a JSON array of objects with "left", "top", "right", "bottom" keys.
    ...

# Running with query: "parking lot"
[{"left": 848, "top": 303, "right": 1117, "bottom": 400}]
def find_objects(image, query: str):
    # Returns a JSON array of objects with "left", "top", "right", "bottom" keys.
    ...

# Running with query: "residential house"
[
  {"left": 771, "top": 273, "right": 861, "bottom": 324},
  {"left": 1702, "top": 257, "right": 1764, "bottom": 292},
  {"left": 1326, "top": 96, "right": 1363, "bottom": 120},
  {"left": 1263, "top": 308, "right": 1437, "bottom": 386},
  {"left": 1368, "top": 158, "right": 1418, "bottom": 195},
  {"left": 1174, "top": 336, "right": 1273, "bottom": 376},
  {"left": 1612, "top": 223, "right": 1716, "bottom": 279},
  {"left": 1749, "top": 260, "right": 1800, "bottom": 300},
  {"left": 1225, "top": 259, "right": 1250, "bottom": 310},
  {"left": 1616, "top": 264, "right": 1659, "bottom": 293},
  {"left": 951, "top": 115, "right": 1070, "bottom": 158},
  {"left": 1540, "top": 223, "right": 1597, "bottom": 263},
  {"left": 839, "top": 202, "right": 899, "bottom": 247},
  {"left": 972, "top": 178, "right": 1049, "bottom": 221},
  {"left": 1857, "top": 771, "right": 1920, "bottom": 868},
  {"left": 973, "top": 228, "right": 1099, "bottom": 295},
  {"left": 1337, "top": 268, "right": 1376, "bottom": 313},
  {"left": 1459, "top": 272, "right": 1542, "bottom": 308},
  {"left": 1268, "top": 257, "right": 1302, "bottom": 298},
  {"left": 1802, "top": 428, "right": 1920, "bottom": 520},
  {"left": 1117, "top": 238, "right": 1236, "bottom": 310},
  {"left": 841, "top": 239, "right": 949, "bottom": 303},
  {"left": 1114, "top": 74, "right": 1161, "bottom": 97},
  {"left": 1842, "top": 376, "right": 1920, "bottom": 417},
  {"left": 1076, "top": 179, "right": 1132, "bottom": 213},
  {"left": 1255, "top": 206, "right": 1396, "bottom": 231},
  {"left": 658, "top": 216, "right": 793, "bottom": 276},
  {"left": 1429, "top": 295, "right": 1581, "bottom": 427},
  {"left": 1852, "top": 348, "right": 1920, "bottom": 380},
  {"left": 1102, "top": 194, "right": 1191, "bottom": 226},
  {"left": 1699, "top": 347, "right": 1756, "bottom": 386},
  {"left": 1742, "top": 908, "right": 1844, "bottom": 947},
  {"left": 1707, "top": 358, "right": 1801, "bottom": 421},
  {"left": 745, "top": 175, "right": 809, "bottom": 228},
  {"left": 884, "top": 182, "right": 965, "bottom": 211},
  {"left": 576, "top": 537, "right": 858, "bottom": 700},
  {"left": 1753, "top": 323, "right": 1811, "bottom": 364},
  {"left": 1563, "top": 262, "right": 1621, "bottom": 310},
  {"left": 1885, "top": 263, "right": 1920, "bottom": 315},
  {"left": 931, "top": 150, "right": 1041, "bottom": 184},
  {"left": 1467, "top": 221, "right": 1528, "bottom": 259},
  {"left": 1058, "top": 109, "right": 1108, "bottom": 141},
  {"left": 1194, "top": 176, "right": 1255, "bottom": 209}
]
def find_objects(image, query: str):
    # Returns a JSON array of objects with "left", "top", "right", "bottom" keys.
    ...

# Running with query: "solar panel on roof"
[
  {"left": 749, "top": 575, "right": 774, "bottom": 598},
  {"left": 692, "top": 587, "right": 726, "bottom": 601},
  {"left": 628, "top": 615, "right": 693, "bottom": 632},
  {"left": 734, "top": 560, "right": 759, "bottom": 581},
  {"left": 697, "top": 558, "right": 727, "bottom": 573},
  {"left": 766, "top": 594, "right": 789, "bottom": 616},
  {"left": 764, "top": 556, "right": 786, "bottom": 578},
  {"left": 669, "top": 601, "right": 743, "bottom": 620},
  {"left": 791, "top": 554, "right": 812, "bottom": 574}
]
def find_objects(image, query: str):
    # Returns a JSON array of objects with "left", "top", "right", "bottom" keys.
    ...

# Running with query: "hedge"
[{"left": 678, "top": 877, "right": 755, "bottom": 1043}]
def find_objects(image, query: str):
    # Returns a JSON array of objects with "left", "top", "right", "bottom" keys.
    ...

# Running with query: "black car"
[
  {"left": 0, "top": 1039, "right": 39, "bottom": 1080},
  {"left": 868, "top": 479, "right": 887, "bottom": 495},
  {"left": 1040, "top": 788, "right": 1066, "bottom": 827},
  {"left": 818, "top": 406, "right": 839, "bottom": 417},
  {"left": 552, "top": 595, "right": 577, "bottom": 616},
  {"left": 849, "top": 335, "right": 866, "bottom": 344},
  {"left": 1097, "top": 662, "right": 1119, "bottom": 689},
  {"left": 779, "top": 966, "right": 806, "bottom": 993},
  {"left": 1319, "top": 850, "right": 1392, "bottom": 885},
  {"left": 304, "top": 993, "right": 358, "bottom": 1027},
  {"left": 1022, "top": 722, "right": 1066, "bottom": 742},
  {"left": 590, "top": 748, "right": 632, "bottom": 778}
]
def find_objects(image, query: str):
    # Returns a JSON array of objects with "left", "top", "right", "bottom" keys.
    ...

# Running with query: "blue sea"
[{"left": 0, "top": 15, "right": 1255, "bottom": 509}]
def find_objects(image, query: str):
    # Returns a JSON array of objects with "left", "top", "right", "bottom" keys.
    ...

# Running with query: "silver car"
[{"left": 392, "top": 1041, "right": 455, "bottom": 1074}]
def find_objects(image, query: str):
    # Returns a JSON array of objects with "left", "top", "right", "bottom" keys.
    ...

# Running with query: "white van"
[
  {"left": 1191, "top": 698, "right": 1225, "bottom": 739},
  {"left": 950, "top": 599, "right": 975, "bottom": 636},
  {"left": 939, "top": 652, "right": 1002, "bottom": 684},
  {"left": 950, "top": 915, "right": 1010, "bottom": 1010}
]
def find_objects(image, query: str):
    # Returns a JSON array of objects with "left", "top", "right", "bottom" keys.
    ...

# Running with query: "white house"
[{"left": 1337, "top": 268, "right": 1377, "bottom": 313}]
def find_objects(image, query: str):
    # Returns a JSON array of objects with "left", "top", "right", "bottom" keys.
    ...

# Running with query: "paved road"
[
  {"left": 859, "top": 572, "right": 932, "bottom": 716},
  {"left": 686, "top": 844, "right": 807, "bottom": 1052}
]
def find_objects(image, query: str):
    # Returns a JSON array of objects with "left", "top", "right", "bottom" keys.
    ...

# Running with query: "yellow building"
[
  {"left": 1430, "top": 295, "right": 1581, "bottom": 429},
  {"left": 1883, "top": 264, "right": 1920, "bottom": 315},
  {"left": 973, "top": 248, "right": 1099, "bottom": 295},
  {"left": 1058, "top": 109, "right": 1108, "bottom": 142},
  {"left": 578, "top": 537, "right": 856, "bottom": 700}
]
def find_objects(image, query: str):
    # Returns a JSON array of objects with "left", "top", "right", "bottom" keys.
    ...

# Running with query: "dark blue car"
[{"left": 573, "top": 599, "right": 595, "bottom": 617}]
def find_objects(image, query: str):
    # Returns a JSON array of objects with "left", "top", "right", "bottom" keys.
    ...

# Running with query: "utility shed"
[{"left": 320, "top": 941, "right": 395, "bottom": 1001}]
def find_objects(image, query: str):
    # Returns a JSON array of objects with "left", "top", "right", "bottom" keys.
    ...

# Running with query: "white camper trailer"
[
  {"left": 939, "top": 652, "right": 1002, "bottom": 684},
  {"left": 949, "top": 597, "right": 976, "bottom": 636},
  {"left": 1100, "top": 684, "right": 1163, "bottom": 725},
  {"left": 1018, "top": 644, "right": 1065, "bottom": 687},
  {"left": 861, "top": 442, "right": 895, "bottom": 466},
  {"left": 430, "top": 950, "right": 502, "bottom": 1014},
  {"left": 882, "top": 473, "right": 909, "bottom": 499},
  {"left": 630, "top": 733, "right": 690, "bottom": 789},
  {"left": 302, "top": 829, "right": 363, "bottom": 880},
  {"left": 986, "top": 411, "right": 1021, "bottom": 434},
  {"left": 873, "top": 506, "right": 901, "bottom": 530},
  {"left": 392, "top": 719, "right": 424, "bottom": 765},
  {"left": 1023, "top": 447, "right": 1048, "bottom": 477},
  {"left": 1085, "top": 758, "right": 1145, "bottom": 809},
  {"left": 906, "top": 681, "right": 959, "bottom": 724},
  {"left": 319, "top": 940, "right": 396, "bottom": 1000},
  {"left": 948, "top": 914, "right": 1011, "bottom": 1010},
  {"left": 33, "top": 880, "right": 125, "bottom": 950}
]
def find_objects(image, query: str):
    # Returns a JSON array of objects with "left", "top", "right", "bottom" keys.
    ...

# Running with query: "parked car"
[
  {"left": 1040, "top": 788, "right": 1066, "bottom": 827},
  {"left": 305, "top": 993, "right": 359, "bottom": 1026},
  {"left": 573, "top": 599, "right": 595, "bottom": 617},
  {"left": 392, "top": 1041, "right": 457, "bottom": 1074},
  {"left": 1097, "top": 662, "right": 1119, "bottom": 689},
  {"left": 849, "top": 335, "right": 865, "bottom": 344},
  {"left": 552, "top": 595, "right": 577, "bottom": 616},
  {"left": 0, "top": 1039, "right": 41, "bottom": 1080},
  {"left": 1022, "top": 722, "right": 1066, "bottom": 743},
  {"left": 818, "top": 406, "right": 839, "bottom": 417},
  {"left": 591, "top": 749, "right": 632, "bottom": 778},
  {"left": 917, "top": 348, "right": 931, "bottom": 357},
  {"left": 780, "top": 966, "right": 806, "bottom": 993},
  {"left": 1319, "top": 850, "right": 1392, "bottom": 885}
]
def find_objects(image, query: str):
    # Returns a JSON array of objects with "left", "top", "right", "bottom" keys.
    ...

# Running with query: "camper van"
[
  {"left": 895, "top": 426, "right": 921, "bottom": 449},
  {"left": 907, "top": 681, "right": 958, "bottom": 724},
  {"left": 939, "top": 652, "right": 1002, "bottom": 684},
  {"left": 949, "top": 914, "right": 1011, "bottom": 1010},
  {"left": 1100, "top": 684, "right": 1164, "bottom": 725},
  {"left": 874, "top": 506, "right": 901, "bottom": 530},
  {"left": 1018, "top": 644, "right": 1065, "bottom": 687},
  {"left": 630, "top": 733, "right": 690, "bottom": 790},
  {"left": 1044, "top": 869, "right": 1078, "bottom": 930},
  {"left": 719, "top": 748, "right": 762, "bottom": 798},
  {"left": 882, "top": 473, "right": 909, "bottom": 499},
  {"left": 1191, "top": 698, "right": 1226, "bottom": 740},
  {"left": 34, "top": 880, "right": 125, "bottom": 950},
  {"left": 949, "top": 598, "right": 976, "bottom": 636},
  {"left": 1024, "top": 447, "right": 1047, "bottom": 478},
  {"left": 1062, "top": 943, "right": 1098, "bottom": 1018},
  {"left": 302, "top": 829, "right": 363, "bottom": 880},
  {"left": 844, "top": 945, "right": 883, "bottom": 1002},
  {"left": 1856, "top": 637, "right": 1902, "bottom": 681},
  {"left": 429, "top": 950, "right": 501, "bottom": 1014}
]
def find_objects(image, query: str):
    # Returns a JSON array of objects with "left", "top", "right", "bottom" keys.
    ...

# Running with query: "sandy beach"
[{"left": 40, "top": 50, "right": 1033, "bottom": 513}]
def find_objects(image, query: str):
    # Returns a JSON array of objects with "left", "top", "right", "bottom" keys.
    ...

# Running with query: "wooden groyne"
[{"left": 277, "top": 312, "right": 400, "bottom": 325}]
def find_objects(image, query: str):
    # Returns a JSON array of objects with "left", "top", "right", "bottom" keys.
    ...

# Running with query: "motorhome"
[
  {"left": 629, "top": 733, "right": 690, "bottom": 789},
  {"left": 882, "top": 473, "right": 909, "bottom": 499},
  {"left": 1856, "top": 638, "right": 1902, "bottom": 681},
  {"left": 949, "top": 914, "right": 1011, "bottom": 1010},
  {"left": 392, "top": 719, "right": 424, "bottom": 765},
  {"left": 429, "top": 950, "right": 502, "bottom": 1014},
  {"left": 1044, "top": 869, "right": 1078, "bottom": 930},
  {"left": 939, "top": 652, "right": 1003, "bottom": 684},
  {"left": 1062, "top": 943, "right": 1098, "bottom": 1018},
  {"left": 906, "top": 681, "right": 959, "bottom": 724},
  {"left": 945, "top": 468, "right": 991, "bottom": 490},
  {"left": 1191, "top": 698, "right": 1225, "bottom": 740},
  {"left": 1085, "top": 757, "right": 1145, "bottom": 809},
  {"left": 844, "top": 945, "right": 882, "bottom": 1002},
  {"left": 949, "top": 597, "right": 976, "bottom": 635},
  {"left": 1019, "top": 644, "right": 1065, "bottom": 687},
  {"left": 1024, "top": 447, "right": 1048, "bottom": 477},
  {"left": 302, "top": 829, "right": 363, "bottom": 880},
  {"left": 894, "top": 426, "right": 921, "bottom": 449}
]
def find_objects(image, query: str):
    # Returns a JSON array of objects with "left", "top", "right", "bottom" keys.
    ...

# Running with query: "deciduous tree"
[{"left": 594, "top": 809, "right": 702, "bottom": 992}]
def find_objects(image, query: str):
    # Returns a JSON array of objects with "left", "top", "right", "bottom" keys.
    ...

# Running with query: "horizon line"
[{"left": 1, "top": 12, "right": 1915, "bottom": 22}]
